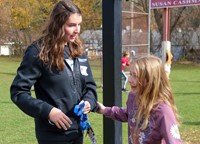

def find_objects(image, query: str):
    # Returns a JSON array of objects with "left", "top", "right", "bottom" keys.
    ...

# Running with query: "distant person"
[
  {"left": 131, "top": 49, "right": 136, "bottom": 58},
  {"left": 97, "top": 55, "right": 182, "bottom": 144},
  {"left": 10, "top": 0, "right": 98, "bottom": 144},
  {"left": 122, "top": 51, "right": 130, "bottom": 92},
  {"left": 165, "top": 46, "right": 173, "bottom": 79}
]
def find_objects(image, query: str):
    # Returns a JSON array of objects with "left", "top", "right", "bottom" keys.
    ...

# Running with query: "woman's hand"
[
  {"left": 79, "top": 100, "right": 91, "bottom": 114},
  {"left": 96, "top": 102, "right": 106, "bottom": 114},
  {"left": 48, "top": 107, "right": 72, "bottom": 130}
]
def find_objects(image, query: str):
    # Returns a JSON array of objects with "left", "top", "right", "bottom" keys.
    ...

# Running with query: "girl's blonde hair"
[{"left": 131, "top": 55, "right": 180, "bottom": 130}]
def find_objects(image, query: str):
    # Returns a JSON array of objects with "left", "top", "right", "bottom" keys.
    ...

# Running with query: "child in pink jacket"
[
  {"left": 97, "top": 55, "right": 182, "bottom": 144},
  {"left": 121, "top": 51, "right": 130, "bottom": 92}
]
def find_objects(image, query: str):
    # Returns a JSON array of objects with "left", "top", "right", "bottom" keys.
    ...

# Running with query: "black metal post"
[{"left": 102, "top": 0, "right": 122, "bottom": 144}]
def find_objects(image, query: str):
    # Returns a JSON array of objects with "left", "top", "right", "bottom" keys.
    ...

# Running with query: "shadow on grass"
[
  {"left": 174, "top": 92, "right": 200, "bottom": 96},
  {"left": 0, "top": 101, "right": 13, "bottom": 104},
  {"left": 0, "top": 72, "right": 16, "bottom": 76},
  {"left": 183, "top": 121, "right": 200, "bottom": 125},
  {"left": 170, "top": 80, "right": 200, "bottom": 83}
]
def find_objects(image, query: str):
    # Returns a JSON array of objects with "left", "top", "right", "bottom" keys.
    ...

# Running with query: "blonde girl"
[{"left": 97, "top": 55, "right": 182, "bottom": 144}]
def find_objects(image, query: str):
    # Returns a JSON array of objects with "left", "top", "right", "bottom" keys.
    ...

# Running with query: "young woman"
[
  {"left": 97, "top": 55, "right": 182, "bottom": 144},
  {"left": 10, "top": 0, "right": 97, "bottom": 144}
]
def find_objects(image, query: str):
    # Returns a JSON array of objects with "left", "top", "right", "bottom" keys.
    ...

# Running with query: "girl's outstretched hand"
[{"left": 96, "top": 102, "right": 106, "bottom": 114}]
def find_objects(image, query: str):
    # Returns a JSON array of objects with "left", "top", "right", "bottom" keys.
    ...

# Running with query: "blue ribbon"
[
  {"left": 74, "top": 102, "right": 85, "bottom": 116},
  {"left": 74, "top": 102, "right": 96, "bottom": 144},
  {"left": 74, "top": 102, "right": 90, "bottom": 131}
]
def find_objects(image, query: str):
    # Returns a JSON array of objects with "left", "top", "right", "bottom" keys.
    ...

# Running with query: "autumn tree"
[
  {"left": 0, "top": 0, "right": 56, "bottom": 55},
  {"left": 0, "top": 0, "right": 102, "bottom": 55},
  {"left": 72, "top": 0, "right": 102, "bottom": 31},
  {"left": 127, "top": 0, "right": 200, "bottom": 57}
]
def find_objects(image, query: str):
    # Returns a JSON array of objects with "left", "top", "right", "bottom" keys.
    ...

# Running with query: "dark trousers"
[{"left": 38, "top": 136, "right": 83, "bottom": 144}]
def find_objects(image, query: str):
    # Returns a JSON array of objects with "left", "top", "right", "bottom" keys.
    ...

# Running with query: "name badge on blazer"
[{"left": 80, "top": 66, "right": 88, "bottom": 76}]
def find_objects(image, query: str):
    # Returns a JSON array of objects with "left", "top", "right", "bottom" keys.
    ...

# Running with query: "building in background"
[{"left": 0, "top": 42, "right": 14, "bottom": 56}]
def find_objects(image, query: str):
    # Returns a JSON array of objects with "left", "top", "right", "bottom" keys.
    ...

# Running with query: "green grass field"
[{"left": 0, "top": 56, "right": 200, "bottom": 144}]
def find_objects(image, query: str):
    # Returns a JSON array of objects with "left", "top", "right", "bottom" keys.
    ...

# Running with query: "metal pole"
[
  {"left": 102, "top": 0, "right": 122, "bottom": 144},
  {"left": 147, "top": 0, "right": 151, "bottom": 55},
  {"left": 163, "top": 8, "right": 170, "bottom": 41},
  {"left": 130, "top": 1, "right": 134, "bottom": 48},
  {"left": 162, "top": 8, "right": 170, "bottom": 63},
  {"left": 162, "top": 8, "right": 172, "bottom": 79}
]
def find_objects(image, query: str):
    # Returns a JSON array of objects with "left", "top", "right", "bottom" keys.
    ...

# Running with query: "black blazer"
[{"left": 10, "top": 43, "right": 98, "bottom": 141}]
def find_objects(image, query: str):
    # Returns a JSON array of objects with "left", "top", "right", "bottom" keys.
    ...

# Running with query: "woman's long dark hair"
[{"left": 37, "top": 0, "right": 83, "bottom": 71}]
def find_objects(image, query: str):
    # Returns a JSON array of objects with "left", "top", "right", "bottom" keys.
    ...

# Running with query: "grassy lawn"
[{"left": 0, "top": 56, "right": 200, "bottom": 144}]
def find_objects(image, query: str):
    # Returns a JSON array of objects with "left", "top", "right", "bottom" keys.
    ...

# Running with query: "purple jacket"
[{"left": 103, "top": 92, "right": 182, "bottom": 144}]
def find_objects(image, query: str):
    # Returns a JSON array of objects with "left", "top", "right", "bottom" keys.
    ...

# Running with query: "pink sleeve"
[
  {"left": 103, "top": 106, "right": 128, "bottom": 122},
  {"left": 126, "top": 58, "right": 130, "bottom": 66},
  {"left": 157, "top": 104, "right": 182, "bottom": 144}
]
